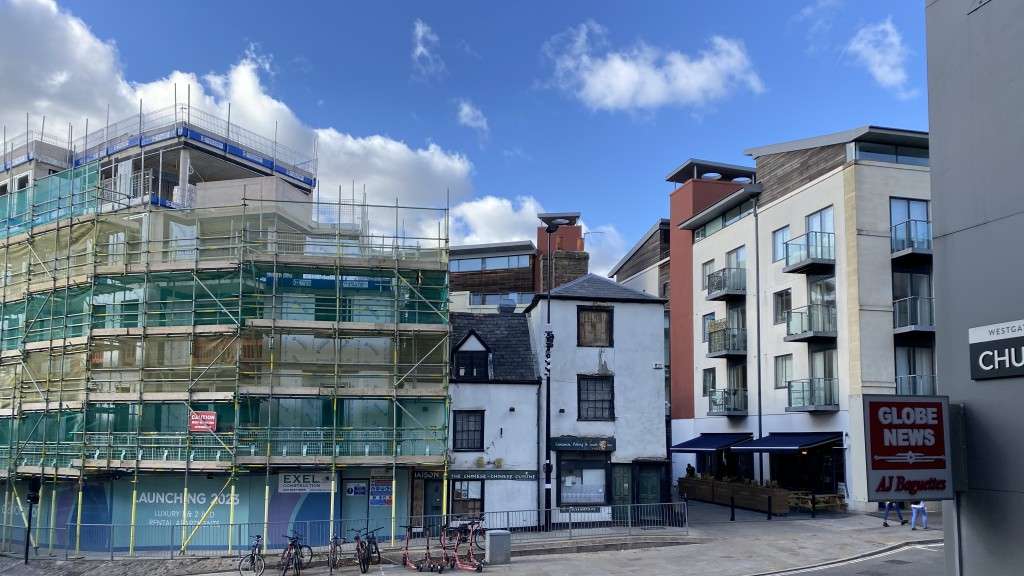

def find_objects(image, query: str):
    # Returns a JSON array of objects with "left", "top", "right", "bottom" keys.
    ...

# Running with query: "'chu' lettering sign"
[{"left": 969, "top": 319, "right": 1024, "bottom": 380}]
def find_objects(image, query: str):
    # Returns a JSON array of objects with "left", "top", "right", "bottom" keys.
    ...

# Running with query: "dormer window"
[{"left": 455, "top": 350, "right": 489, "bottom": 381}]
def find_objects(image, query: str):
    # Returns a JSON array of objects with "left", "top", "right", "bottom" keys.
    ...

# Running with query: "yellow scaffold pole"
[
  {"left": 74, "top": 482, "right": 83, "bottom": 555},
  {"left": 227, "top": 479, "right": 236, "bottom": 555},
  {"left": 128, "top": 478, "right": 138, "bottom": 556},
  {"left": 182, "top": 473, "right": 235, "bottom": 550}
]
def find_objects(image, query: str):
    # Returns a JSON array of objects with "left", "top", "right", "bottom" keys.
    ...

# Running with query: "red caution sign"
[
  {"left": 863, "top": 395, "right": 953, "bottom": 502},
  {"left": 188, "top": 410, "right": 217, "bottom": 433}
]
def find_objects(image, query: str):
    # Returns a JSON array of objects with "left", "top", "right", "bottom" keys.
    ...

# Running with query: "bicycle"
[
  {"left": 280, "top": 533, "right": 313, "bottom": 575},
  {"left": 238, "top": 534, "right": 266, "bottom": 576},
  {"left": 348, "top": 528, "right": 371, "bottom": 574},
  {"left": 351, "top": 526, "right": 384, "bottom": 566},
  {"left": 327, "top": 534, "right": 346, "bottom": 570},
  {"left": 279, "top": 534, "right": 303, "bottom": 576}
]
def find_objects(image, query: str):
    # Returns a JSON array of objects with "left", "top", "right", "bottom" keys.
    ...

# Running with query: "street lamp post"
[{"left": 537, "top": 212, "right": 579, "bottom": 531}]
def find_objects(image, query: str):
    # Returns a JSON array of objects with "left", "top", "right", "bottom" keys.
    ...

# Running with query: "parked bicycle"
[
  {"left": 280, "top": 532, "right": 313, "bottom": 575},
  {"left": 348, "top": 526, "right": 383, "bottom": 573},
  {"left": 327, "top": 534, "right": 346, "bottom": 570},
  {"left": 238, "top": 534, "right": 266, "bottom": 576}
]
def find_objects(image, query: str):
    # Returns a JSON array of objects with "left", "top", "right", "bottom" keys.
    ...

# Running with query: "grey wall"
[{"left": 926, "top": 0, "right": 1024, "bottom": 574}]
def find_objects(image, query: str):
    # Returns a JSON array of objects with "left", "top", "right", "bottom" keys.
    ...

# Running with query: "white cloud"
[
  {"left": 0, "top": 0, "right": 471, "bottom": 210},
  {"left": 794, "top": 0, "right": 843, "bottom": 53},
  {"left": 456, "top": 99, "right": 488, "bottom": 135},
  {"left": 846, "top": 17, "right": 916, "bottom": 99},
  {"left": 543, "top": 20, "right": 764, "bottom": 112},
  {"left": 450, "top": 195, "right": 626, "bottom": 277},
  {"left": 411, "top": 19, "right": 445, "bottom": 80}
]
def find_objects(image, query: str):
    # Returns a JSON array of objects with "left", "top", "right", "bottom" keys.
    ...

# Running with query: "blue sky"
[{"left": 1, "top": 0, "right": 928, "bottom": 272}]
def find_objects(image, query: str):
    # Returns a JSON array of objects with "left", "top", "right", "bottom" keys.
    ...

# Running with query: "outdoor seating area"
[{"left": 678, "top": 477, "right": 790, "bottom": 515}]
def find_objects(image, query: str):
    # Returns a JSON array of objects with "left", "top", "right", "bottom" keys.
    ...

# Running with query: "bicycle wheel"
[
  {"left": 473, "top": 529, "right": 487, "bottom": 552},
  {"left": 358, "top": 549, "right": 370, "bottom": 574},
  {"left": 298, "top": 545, "right": 313, "bottom": 569},
  {"left": 370, "top": 541, "right": 382, "bottom": 565},
  {"left": 238, "top": 555, "right": 255, "bottom": 576},
  {"left": 254, "top": 554, "right": 266, "bottom": 576},
  {"left": 329, "top": 545, "right": 340, "bottom": 569}
]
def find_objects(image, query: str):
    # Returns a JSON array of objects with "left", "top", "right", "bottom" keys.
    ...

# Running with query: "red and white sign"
[
  {"left": 188, "top": 411, "right": 218, "bottom": 433},
  {"left": 863, "top": 395, "right": 953, "bottom": 502}
]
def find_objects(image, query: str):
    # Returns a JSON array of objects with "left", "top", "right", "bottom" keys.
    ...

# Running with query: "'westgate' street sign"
[
  {"left": 968, "top": 319, "right": 1024, "bottom": 379},
  {"left": 863, "top": 395, "right": 954, "bottom": 502}
]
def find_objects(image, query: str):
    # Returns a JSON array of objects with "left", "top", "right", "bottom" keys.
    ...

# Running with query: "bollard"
[
  {"left": 811, "top": 493, "right": 816, "bottom": 518},
  {"left": 730, "top": 495, "right": 735, "bottom": 522},
  {"left": 485, "top": 530, "right": 511, "bottom": 565},
  {"left": 767, "top": 496, "right": 772, "bottom": 520}
]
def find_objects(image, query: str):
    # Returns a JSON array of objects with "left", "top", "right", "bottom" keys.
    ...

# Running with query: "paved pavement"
[
  {"left": 767, "top": 543, "right": 945, "bottom": 575},
  {"left": 0, "top": 503, "right": 943, "bottom": 576}
]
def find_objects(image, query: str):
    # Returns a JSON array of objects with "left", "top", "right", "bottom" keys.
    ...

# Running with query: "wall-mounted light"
[
  {"left": 509, "top": 406, "right": 515, "bottom": 413},
  {"left": 558, "top": 408, "right": 566, "bottom": 414}
]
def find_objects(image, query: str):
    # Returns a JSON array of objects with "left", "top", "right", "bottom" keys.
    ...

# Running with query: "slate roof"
[
  {"left": 523, "top": 274, "right": 665, "bottom": 313},
  {"left": 451, "top": 312, "right": 539, "bottom": 383}
]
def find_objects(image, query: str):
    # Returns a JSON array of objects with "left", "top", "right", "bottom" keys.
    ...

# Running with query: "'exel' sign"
[{"left": 968, "top": 319, "right": 1024, "bottom": 380}]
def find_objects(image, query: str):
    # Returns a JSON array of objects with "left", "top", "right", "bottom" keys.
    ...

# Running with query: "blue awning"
[
  {"left": 730, "top": 432, "right": 842, "bottom": 453},
  {"left": 670, "top": 433, "right": 753, "bottom": 453}
]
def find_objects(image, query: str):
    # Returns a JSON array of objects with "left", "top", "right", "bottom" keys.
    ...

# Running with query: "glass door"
[{"left": 810, "top": 348, "right": 838, "bottom": 405}]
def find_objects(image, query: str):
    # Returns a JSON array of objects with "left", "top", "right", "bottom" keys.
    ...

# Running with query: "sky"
[{"left": 0, "top": 0, "right": 928, "bottom": 274}]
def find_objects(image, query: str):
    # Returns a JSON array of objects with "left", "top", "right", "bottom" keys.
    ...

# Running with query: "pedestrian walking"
[
  {"left": 882, "top": 501, "right": 907, "bottom": 527},
  {"left": 910, "top": 501, "right": 928, "bottom": 530}
]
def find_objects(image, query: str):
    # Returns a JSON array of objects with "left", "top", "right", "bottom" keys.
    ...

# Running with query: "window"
[
  {"left": 693, "top": 200, "right": 755, "bottom": 242},
  {"left": 454, "top": 350, "right": 489, "bottom": 381},
  {"left": 773, "top": 289, "right": 791, "bottom": 325},
  {"left": 772, "top": 227, "right": 790, "bottom": 262},
  {"left": 0, "top": 182, "right": 7, "bottom": 197},
  {"left": 558, "top": 456, "right": 608, "bottom": 505},
  {"left": 577, "top": 307, "right": 613, "bottom": 347},
  {"left": 452, "top": 481, "right": 483, "bottom": 516},
  {"left": 727, "top": 361, "right": 746, "bottom": 390},
  {"left": 453, "top": 410, "right": 484, "bottom": 451},
  {"left": 702, "top": 313, "right": 715, "bottom": 342},
  {"left": 806, "top": 206, "right": 835, "bottom": 234},
  {"left": 702, "top": 368, "right": 715, "bottom": 397},
  {"left": 726, "top": 247, "right": 746, "bottom": 271},
  {"left": 890, "top": 198, "right": 929, "bottom": 227},
  {"left": 15, "top": 174, "right": 30, "bottom": 191},
  {"left": 577, "top": 375, "right": 614, "bottom": 421},
  {"left": 855, "top": 143, "right": 929, "bottom": 167},
  {"left": 701, "top": 260, "right": 715, "bottom": 289},
  {"left": 774, "top": 354, "right": 793, "bottom": 389}
]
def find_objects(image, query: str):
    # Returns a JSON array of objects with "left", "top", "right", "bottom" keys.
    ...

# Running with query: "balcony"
[
  {"left": 708, "top": 327, "right": 747, "bottom": 358},
  {"left": 891, "top": 220, "right": 932, "bottom": 263},
  {"left": 706, "top": 268, "right": 746, "bottom": 301},
  {"left": 893, "top": 296, "right": 935, "bottom": 335},
  {"left": 786, "top": 378, "right": 839, "bottom": 412},
  {"left": 784, "top": 304, "right": 837, "bottom": 342},
  {"left": 708, "top": 388, "right": 748, "bottom": 416},
  {"left": 896, "top": 374, "right": 937, "bottom": 396},
  {"left": 783, "top": 231, "right": 835, "bottom": 274}
]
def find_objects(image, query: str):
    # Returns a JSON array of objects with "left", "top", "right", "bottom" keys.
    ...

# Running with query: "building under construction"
[{"left": 0, "top": 104, "right": 450, "bottom": 555}]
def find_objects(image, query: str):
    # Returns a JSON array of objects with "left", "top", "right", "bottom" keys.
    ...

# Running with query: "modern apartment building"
[
  {"left": 0, "top": 104, "right": 449, "bottom": 553},
  {"left": 671, "top": 127, "right": 932, "bottom": 510}
]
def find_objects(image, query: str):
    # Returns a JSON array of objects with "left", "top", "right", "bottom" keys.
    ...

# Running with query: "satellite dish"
[
  {"left": 732, "top": 176, "right": 752, "bottom": 184},
  {"left": 700, "top": 172, "right": 722, "bottom": 181}
]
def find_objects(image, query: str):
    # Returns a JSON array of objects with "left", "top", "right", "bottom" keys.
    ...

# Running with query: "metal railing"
[
  {"left": 896, "top": 374, "right": 936, "bottom": 396},
  {"left": 0, "top": 502, "right": 688, "bottom": 559},
  {"left": 706, "top": 268, "right": 746, "bottom": 294},
  {"left": 786, "top": 304, "right": 837, "bottom": 336},
  {"left": 708, "top": 328, "right": 746, "bottom": 355},
  {"left": 893, "top": 296, "right": 934, "bottom": 329},
  {"left": 787, "top": 378, "right": 839, "bottom": 408},
  {"left": 891, "top": 219, "right": 932, "bottom": 252},
  {"left": 709, "top": 388, "right": 748, "bottom": 414},
  {"left": 784, "top": 231, "right": 835, "bottom": 267}
]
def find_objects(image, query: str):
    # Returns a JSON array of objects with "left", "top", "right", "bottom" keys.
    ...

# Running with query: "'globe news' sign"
[
  {"left": 969, "top": 319, "right": 1024, "bottom": 380},
  {"left": 863, "top": 395, "right": 954, "bottom": 502}
]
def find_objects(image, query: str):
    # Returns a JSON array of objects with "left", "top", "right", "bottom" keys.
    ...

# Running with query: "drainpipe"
[{"left": 753, "top": 192, "right": 765, "bottom": 484}]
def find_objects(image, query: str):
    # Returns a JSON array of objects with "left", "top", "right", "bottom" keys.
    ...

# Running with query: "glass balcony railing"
[
  {"left": 708, "top": 327, "right": 746, "bottom": 355},
  {"left": 784, "top": 231, "right": 835, "bottom": 268},
  {"left": 896, "top": 374, "right": 936, "bottom": 396},
  {"left": 709, "top": 388, "right": 748, "bottom": 414},
  {"left": 706, "top": 267, "right": 746, "bottom": 295},
  {"left": 893, "top": 296, "right": 935, "bottom": 329},
  {"left": 891, "top": 219, "right": 932, "bottom": 253},
  {"left": 787, "top": 378, "right": 839, "bottom": 409},
  {"left": 786, "top": 304, "right": 837, "bottom": 337}
]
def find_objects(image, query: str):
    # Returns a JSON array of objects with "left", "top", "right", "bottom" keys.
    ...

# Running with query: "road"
[{"left": 768, "top": 543, "right": 945, "bottom": 575}]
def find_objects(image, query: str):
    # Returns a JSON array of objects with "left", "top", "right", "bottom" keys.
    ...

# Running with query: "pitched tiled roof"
[
  {"left": 524, "top": 274, "right": 665, "bottom": 312},
  {"left": 451, "top": 312, "right": 538, "bottom": 383}
]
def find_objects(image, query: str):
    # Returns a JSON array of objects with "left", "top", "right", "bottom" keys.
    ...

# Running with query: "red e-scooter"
[
  {"left": 402, "top": 524, "right": 446, "bottom": 573},
  {"left": 442, "top": 518, "right": 484, "bottom": 572}
]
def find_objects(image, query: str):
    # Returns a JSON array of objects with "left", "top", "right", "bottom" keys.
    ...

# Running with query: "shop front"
[
  {"left": 671, "top": 432, "right": 754, "bottom": 482},
  {"left": 731, "top": 432, "right": 844, "bottom": 494}
]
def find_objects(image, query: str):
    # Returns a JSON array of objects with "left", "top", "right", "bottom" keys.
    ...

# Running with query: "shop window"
[
  {"left": 773, "top": 289, "right": 791, "bottom": 325},
  {"left": 577, "top": 375, "right": 614, "bottom": 421},
  {"left": 559, "top": 455, "right": 608, "bottom": 505},
  {"left": 453, "top": 410, "right": 484, "bottom": 451},
  {"left": 454, "top": 351, "right": 489, "bottom": 381},
  {"left": 452, "top": 480, "right": 483, "bottom": 515},
  {"left": 577, "top": 306, "right": 613, "bottom": 347}
]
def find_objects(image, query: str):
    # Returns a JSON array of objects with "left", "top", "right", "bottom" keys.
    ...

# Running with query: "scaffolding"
[{"left": 0, "top": 144, "right": 451, "bottom": 554}]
